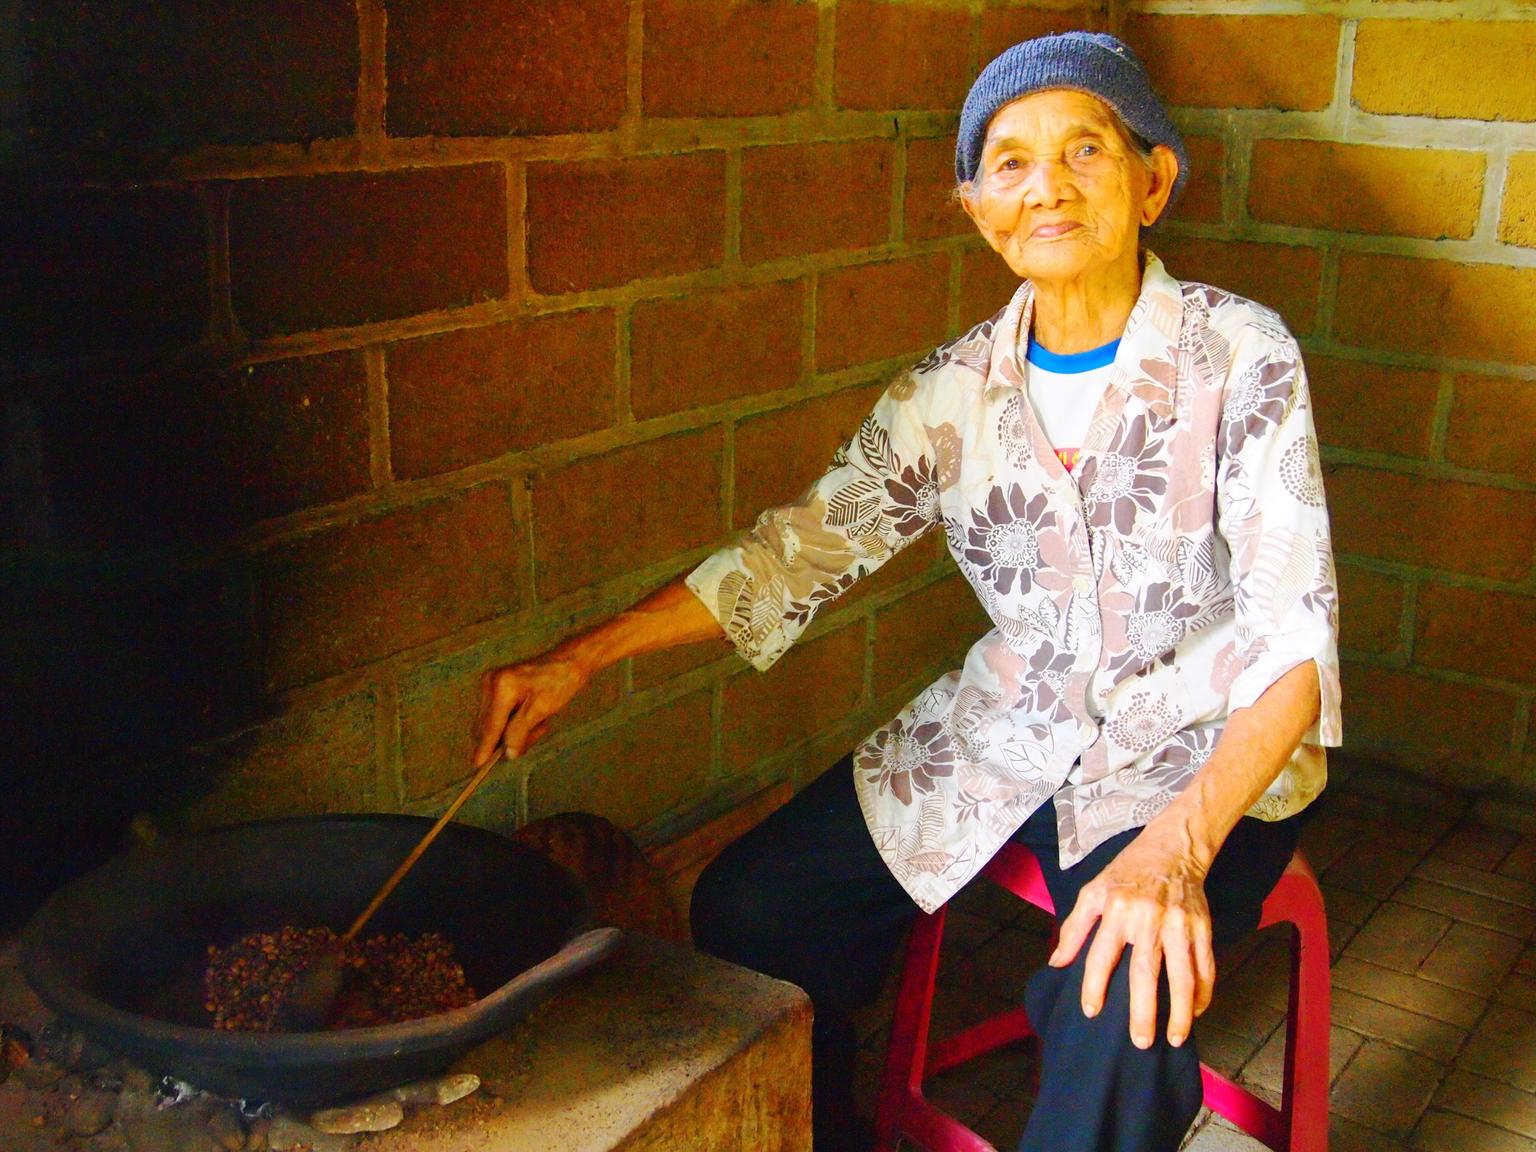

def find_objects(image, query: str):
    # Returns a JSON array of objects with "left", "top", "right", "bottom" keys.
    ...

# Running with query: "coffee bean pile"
[{"left": 204, "top": 926, "right": 477, "bottom": 1032}]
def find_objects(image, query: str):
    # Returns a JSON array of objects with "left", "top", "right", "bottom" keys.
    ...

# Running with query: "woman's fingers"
[
  {"left": 1048, "top": 890, "right": 1102, "bottom": 969},
  {"left": 1127, "top": 928, "right": 1164, "bottom": 1050},
  {"left": 1162, "top": 912, "right": 1196, "bottom": 1047},
  {"left": 1059, "top": 871, "right": 1216, "bottom": 1050},
  {"left": 1076, "top": 895, "right": 1126, "bottom": 1021},
  {"left": 472, "top": 669, "right": 520, "bottom": 767},
  {"left": 499, "top": 691, "right": 550, "bottom": 760},
  {"left": 1192, "top": 913, "right": 1217, "bottom": 1020}
]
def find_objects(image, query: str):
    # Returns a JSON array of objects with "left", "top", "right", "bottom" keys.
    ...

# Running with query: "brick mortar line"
[
  {"left": 1297, "top": 338, "right": 1536, "bottom": 382},
  {"left": 115, "top": 364, "right": 901, "bottom": 559},
  {"left": 1426, "top": 369, "right": 1456, "bottom": 465},
  {"left": 149, "top": 108, "right": 955, "bottom": 185},
  {"left": 1160, "top": 219, "right": 1536, "bottom": 269},
  {"left": 363, "top": 344, "right": 392, "bottom": 489},
  {"left": 1129, "top": 0, "right": 1536, "bottom": 18},
  {"left": 1399, "top": 572, "right": 1421, "bottom": 666},
  {"left": 1319, "top": 446, "right": 1536, "bottom": 495},
  {"left": 1315, "top": 243, "right": 1341, "bottom": 347},
  {"left": 512, "top": 473, "right": 539, "bottom": 614},
  {"left": 1339, "top": 111, "right": 1536, "bottom": 151},
  {"left": 616, "top": 303, "right": 634, "bottom": 427},
  {"left": 717, "top": 415, "right": 738, "bottom": 538},
  {"left": 623, "top": 0, "right": 645, "bottom": 139},
  {"left": 374, "top": 670, "right": 403, "bottom": 811},
  {"left": 1512, "top": 698, "right": 1532, "bottom": 765},
  {"left": 1217, "top": 110, "right": 1242, "bottom": 228},
  {"left": 1479, "top": 145, "right": 1514, "bottom": 247},
  {"left": 1328, "top": 18, "right": 1358, "bottom": 140},
  {"left": 723, "top": 148, "right": 744, "bottom": 268},
  {"left": 1335, "top": 557, "right": 1534, "bottom": 599},
  {"left": 709, "top": 679, "right": 726, "bottom": 788},
  {"left": 1172, "top": 105, "right": 1536, "bottom": 152},
  {"left": 506, "top": 161, "right": 528, "bottom": 303},
  {"left": 815, "top": 3, "right": 837, "bottom": 111},
  {"left": 155, "top": 225, "right": 1519, "bottom": 384},
  {"left": 58, "top": 111, "right": 1531, "bottom": 191},
  {"left": 355, "top": 0, "right": 387, "bottom": 146},
  {"left": 203, "top": 182, "right": 237, "bottom": 343},
  {"left": 1343, "top": 650, "right": 1536, "bottom": 699},
  {"left": 891, "top": 118, "right": 909, "bottom": 246}
]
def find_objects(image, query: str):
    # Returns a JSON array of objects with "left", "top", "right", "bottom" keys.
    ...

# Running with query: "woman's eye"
[
  {"left": 1076, "top": 143, "right": 1099, "bottom": 158},
  {"left": 1000, "top": 157, "right": 1020, "bottom": 171}
]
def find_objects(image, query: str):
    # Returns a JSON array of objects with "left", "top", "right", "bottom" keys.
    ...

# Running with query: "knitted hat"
[{"left": 955, "top": 31, "right": 1188, "bottom": 204}]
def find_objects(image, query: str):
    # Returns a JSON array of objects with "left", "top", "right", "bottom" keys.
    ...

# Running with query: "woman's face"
[{"left": 960, "top": 89, "right": 1178, "bottom": 291}]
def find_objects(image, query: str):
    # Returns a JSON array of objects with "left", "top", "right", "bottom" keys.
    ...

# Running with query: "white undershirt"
[{"left": 1024, "top": 336, "right": 1118, "bottom": 472}]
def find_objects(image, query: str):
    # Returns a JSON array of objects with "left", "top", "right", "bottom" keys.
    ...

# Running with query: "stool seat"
[{"left": 875, "top": 844, "right": 1330, "bottom": 1152}]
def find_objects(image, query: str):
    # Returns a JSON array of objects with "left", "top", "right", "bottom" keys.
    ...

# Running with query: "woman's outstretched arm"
[{"left": 472, "top": 578, "right": 724, "bottom": 766}]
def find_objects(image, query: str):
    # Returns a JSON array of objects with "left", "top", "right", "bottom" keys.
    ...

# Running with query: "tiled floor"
[{"left": 849, "top": 764, "right": 1536, "bottom": 1151}]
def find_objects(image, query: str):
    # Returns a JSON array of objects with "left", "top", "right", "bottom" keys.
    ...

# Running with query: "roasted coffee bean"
[{"left": 204, "top": 928, "right": 476, "bottom": 1032}]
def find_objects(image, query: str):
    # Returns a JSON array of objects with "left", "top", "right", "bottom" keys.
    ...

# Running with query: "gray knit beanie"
[{"left": 955, "top": 31, "right": 1188, "bottom": 204}]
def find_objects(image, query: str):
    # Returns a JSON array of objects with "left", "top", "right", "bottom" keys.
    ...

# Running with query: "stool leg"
[
  {"left": 1281, "top": 896, "right": 1332, "bottom": 1151},
  {"left": 875, "top": 907, "right": 946, "bottom": 1152}
]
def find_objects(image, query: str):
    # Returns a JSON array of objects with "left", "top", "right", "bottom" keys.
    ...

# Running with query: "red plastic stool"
[{"left": 875, "top": 844, "right": 1330, "bottom": 1152}]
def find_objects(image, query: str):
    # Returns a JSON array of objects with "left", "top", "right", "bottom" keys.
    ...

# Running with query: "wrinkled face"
[{"left": 961, "top": 89, "right": 1178, "bottom": 290}]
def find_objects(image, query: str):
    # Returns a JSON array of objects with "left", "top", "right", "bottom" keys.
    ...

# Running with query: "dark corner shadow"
[{"left": 0, "top": 349, "right": 284, "bottom": 935}]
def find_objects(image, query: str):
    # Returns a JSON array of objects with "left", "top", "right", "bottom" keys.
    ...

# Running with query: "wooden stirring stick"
[{"left": 278, "top": 754, "right": 505, "bottom": 1030}]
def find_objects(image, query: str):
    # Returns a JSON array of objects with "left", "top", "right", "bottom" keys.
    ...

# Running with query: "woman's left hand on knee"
[{"left": 1048, "top": 829, "right": 1217, "bottom": 1051}]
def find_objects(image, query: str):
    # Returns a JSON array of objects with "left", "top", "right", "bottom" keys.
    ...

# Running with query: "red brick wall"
[
  {"left": 1126, "top": 3, "right": 1536, "bottom": 794},
  {"left": 2, "top": 0, "right": 1531, "bottom": 912},
  {"left": 0, "top": 0, "right": 1088, "bottom": 882}
]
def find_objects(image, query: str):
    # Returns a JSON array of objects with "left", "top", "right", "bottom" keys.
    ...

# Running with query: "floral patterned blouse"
[{"left": 687, "top": 253, "right": 1343, "bottom": 913}]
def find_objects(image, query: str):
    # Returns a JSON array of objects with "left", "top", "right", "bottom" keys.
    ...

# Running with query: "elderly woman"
[{"left": 474, "top": 31, "right": 1340, "bottom": 1152}]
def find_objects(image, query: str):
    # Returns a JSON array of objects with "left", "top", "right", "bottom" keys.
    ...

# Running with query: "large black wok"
[{"left": 19, "top": 814, "right": 618, "bottom": 1106}]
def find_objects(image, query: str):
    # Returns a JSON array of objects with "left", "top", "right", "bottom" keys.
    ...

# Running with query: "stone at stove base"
[
  {"left": 14, "top": 1055, "right": 64, "bottom": 1089},
  {"left": 206, "top": 1107, "right": 245, "bottom": 1151},
  {"left": 113, "top": 1066, "right": 159, "bottom": 1125},
  {"left": 309, "top": 1098, "right": 404, "bottom": 1134},
  {"left": 390, "top": 1073, "right": 479, "bottom": 1107},
  {"left": 120, "top": 1098, "right": 224, "bottom": 1152},
  {"left": 267, "top": 1114, "right": 352, "bottom": 1152},
  {"left": 64, "top": 1088, "right": 115, "bottom": 1137}
]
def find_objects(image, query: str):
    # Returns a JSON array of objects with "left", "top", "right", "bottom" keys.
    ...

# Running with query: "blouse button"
[{"left": 1074, "top": 574, "right": 1094, "bottom": 594}]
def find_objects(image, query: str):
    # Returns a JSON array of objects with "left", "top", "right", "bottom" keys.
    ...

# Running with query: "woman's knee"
[{"left": 689, "top": 840, "right": 792, "bottom": 961}]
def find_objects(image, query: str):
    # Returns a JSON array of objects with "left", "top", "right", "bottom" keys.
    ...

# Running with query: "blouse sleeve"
[
  {"left": 687, "top": 376, "right": 940, "bottom": 671},
  {"left": 1215, "top": 327, "right": 1343, "bottom": 746}
]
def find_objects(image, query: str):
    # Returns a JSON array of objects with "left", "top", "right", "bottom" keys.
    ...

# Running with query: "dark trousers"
[{"left": 689, "top": 757, "right": 1304, "bottom": 1152}]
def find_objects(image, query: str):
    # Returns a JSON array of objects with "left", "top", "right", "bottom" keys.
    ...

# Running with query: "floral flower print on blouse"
[
  {"left": 863, "top": 715, "right": 957, "bottom": 806},
  {"left": 963, "top": 485, "right": 1053, "bottom": 598},
  {"left": 1079, "top": 412, "right": 1170, "bottom": 535},
  {"left": 687, "top": 254, "right": 1342, "bottom": 913}
]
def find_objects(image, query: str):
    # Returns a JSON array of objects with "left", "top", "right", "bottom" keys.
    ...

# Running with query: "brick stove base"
[{"left": 2, "top": 934, "right": 812, "bottom": 1151}]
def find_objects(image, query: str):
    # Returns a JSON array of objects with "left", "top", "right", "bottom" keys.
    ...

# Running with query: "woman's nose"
[{"left": 1021, "top": 160, "right": 1069, "bottom": 208}]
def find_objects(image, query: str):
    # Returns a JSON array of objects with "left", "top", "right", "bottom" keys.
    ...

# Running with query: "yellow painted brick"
[
  {"left": 1124, "top": 15, "right": 1339, "bottom": 111},
  {"left": 1354, "top": 21, "right": 1536, "bottom": 122},
  {"left": 1249, "top": 140, "right": 1483, "bottom": 240},
  {"left": 1446, "top": 372, "right": 1536, "bottom": 484},
  {"left": 1335, "top": 253, "right": 1536, "bottom": 364},
  {"left": 1499, "top": 152, "right": 1536, "bottom": 248}
]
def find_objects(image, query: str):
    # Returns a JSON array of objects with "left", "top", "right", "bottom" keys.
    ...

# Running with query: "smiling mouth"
[{"left": 1030, "top": 221, "right": 1083, "bottom": 240}]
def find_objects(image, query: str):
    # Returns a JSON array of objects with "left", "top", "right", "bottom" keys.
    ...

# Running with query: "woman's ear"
[
  {"left": 956, "top": 181, "right": 981, "bottom": 227},
  {"left": 1141, "top": 145, "right": 1180, "bottom": 227}
]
